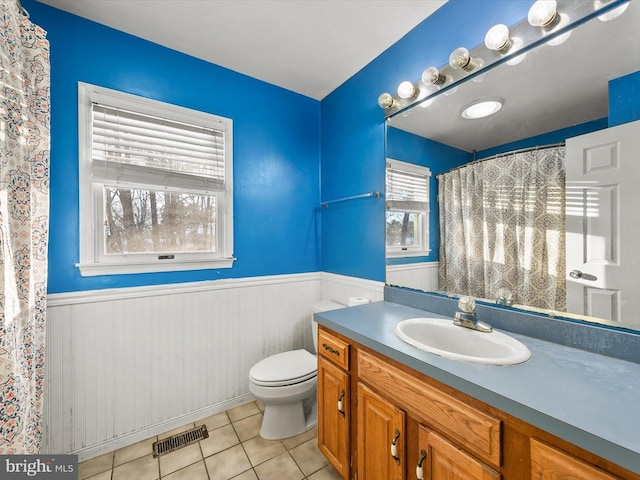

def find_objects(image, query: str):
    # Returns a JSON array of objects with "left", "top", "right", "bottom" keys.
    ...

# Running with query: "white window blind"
[
  {"left": 386, "top": 159, "right": 430, "bottom": 211},
  {"left": 91, "top": 104, "right": 226, "bottom": 193}
]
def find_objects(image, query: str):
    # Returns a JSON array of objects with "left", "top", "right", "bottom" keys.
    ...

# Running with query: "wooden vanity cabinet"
[
  {"left": 316, "top": 326, "right": 639, "bottom": 480},
  {"left": 317, "top": 329, "right": 351, "bottom": 479},
  {"left": 530, "top": 439, "right": 622, "bottom": 480},
  {"left": 417, "top": 426, "right": 500, "bottom": 480},
  {"left": 357, "top": 382, "right": 405, "bottom": 480}
]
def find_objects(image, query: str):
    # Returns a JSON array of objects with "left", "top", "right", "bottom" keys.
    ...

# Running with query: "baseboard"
[{"left": 70, "top": 394, "right": 255, "bottom": 462}]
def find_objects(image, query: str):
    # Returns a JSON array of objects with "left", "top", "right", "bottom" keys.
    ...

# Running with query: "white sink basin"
[{"left": 394, "top": 317, "right": 531, "bottom": 365}]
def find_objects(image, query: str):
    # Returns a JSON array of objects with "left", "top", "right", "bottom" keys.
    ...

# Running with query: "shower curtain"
[
  {"left": 0, "top": 0, "right": 50, "bottom": 453},
  {"left": 438, "top": 146, "right": 565, "bottom": 311}
]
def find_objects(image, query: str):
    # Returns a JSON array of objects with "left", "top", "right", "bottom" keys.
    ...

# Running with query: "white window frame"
[
  {"left": 386, "top": 158, "right": 431, "bottom": 258},
  {"left": 77, "top": 82, "right": 234, "bottom": 276}
]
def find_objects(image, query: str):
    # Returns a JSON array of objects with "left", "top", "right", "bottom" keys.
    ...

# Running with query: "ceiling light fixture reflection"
[
  {"left": 485, "top": 24, "right": 512, "bottom": 52},
  {"left": 421, "top": 66, "right": 446, "bottom": 86},
  {"left": 461, "top": 99, "right": 503, "bottom": 119},
  {"left": 595, "top": 0, "right": 629, "bottom": 21},
  {"left": 505, "top": 37, "right": 527, "bottom": 65},
  {"left": 528, "top": 0, "right": 558, "bottom": 27},
  {"left": 449, "top": 47, "right": 476, "bottom": 72},
  {"left": 546, "top": 12, "right": 572, "bottom": 46}
]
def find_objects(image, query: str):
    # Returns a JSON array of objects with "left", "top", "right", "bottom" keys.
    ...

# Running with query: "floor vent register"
[{"left": 152, "top": 425, "right": 209, "bottom": 457}]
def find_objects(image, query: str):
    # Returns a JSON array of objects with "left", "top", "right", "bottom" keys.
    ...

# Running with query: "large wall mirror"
[{"left": 385, "top": 1, "right": 640, "bottom": 331}]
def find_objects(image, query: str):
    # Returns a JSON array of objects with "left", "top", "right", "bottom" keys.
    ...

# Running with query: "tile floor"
[{"left": 78, "top": 401, "right": 342, "bottom": 480}]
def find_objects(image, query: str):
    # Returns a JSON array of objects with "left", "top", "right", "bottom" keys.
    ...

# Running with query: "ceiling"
[{"left": 37, "top": 0, "right": 448, "bottom": 100}]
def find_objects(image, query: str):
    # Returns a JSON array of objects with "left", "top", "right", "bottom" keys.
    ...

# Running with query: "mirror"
[{"left": 385, "top": 1, "right": 640, "bottom": 330}]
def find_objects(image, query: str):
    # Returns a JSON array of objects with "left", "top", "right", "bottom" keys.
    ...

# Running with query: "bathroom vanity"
[{"left": 315, "top": 301, "right": 640, "bottom": 480}]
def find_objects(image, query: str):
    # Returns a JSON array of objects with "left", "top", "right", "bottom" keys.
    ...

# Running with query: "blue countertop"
[{"left": 315, "top": 301, "right": 640, "bottom": 475}]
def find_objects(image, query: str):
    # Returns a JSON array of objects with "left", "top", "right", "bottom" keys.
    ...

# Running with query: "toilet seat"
[{"left": 249, "top": 349, "right": 317, "bottom": 387}]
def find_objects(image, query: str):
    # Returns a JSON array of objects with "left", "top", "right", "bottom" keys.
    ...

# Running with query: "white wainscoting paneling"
[
  {"left": 320, "top": 272, "right": 385, "bottom": 306},
  {"left": 386, "top": 262, "right": 439, "bottom": 292},
  {"left": 44, "top": 272, "right": 384, "bottom": 461}
]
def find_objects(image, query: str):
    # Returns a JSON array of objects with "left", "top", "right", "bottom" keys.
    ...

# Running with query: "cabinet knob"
[
  {"left": 416, "top": 449, "right": 427, "bottom": 480},
  {"left": 391, "top": 429, "right": 401, "bottom": 464}
]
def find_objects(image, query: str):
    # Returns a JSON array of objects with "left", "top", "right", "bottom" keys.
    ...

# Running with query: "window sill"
[
  {"left": 386, "top": 249, "right": 431, "bottom": 259},
  {"left": 77, "top": 257, "right": 236, "bottom": 277}
]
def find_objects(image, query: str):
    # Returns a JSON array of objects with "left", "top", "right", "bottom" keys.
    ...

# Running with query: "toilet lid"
[{"left": 250, "top": 349, "right": 317, "bottom": 387}]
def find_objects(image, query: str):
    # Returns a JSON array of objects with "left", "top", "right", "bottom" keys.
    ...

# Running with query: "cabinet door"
[
  {"left": 416, "top": 425, "right": 500, "bottom": 480},
  {"left": 357, "top": 382, "right": 405, "bottom": 480},
  {"left": 318, "top": 357, "right": 350, "bottom": 479},
  {"left": 531, "top": 439, "right": 620, "bottom": 480}
]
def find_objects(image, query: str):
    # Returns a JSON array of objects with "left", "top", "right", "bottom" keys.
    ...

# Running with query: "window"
[
  {"left": 77, "top": 83, "right": 234, "bottom": 276},
  {"left": 385, "top": 159, "right": 431, "bottom": 257}
]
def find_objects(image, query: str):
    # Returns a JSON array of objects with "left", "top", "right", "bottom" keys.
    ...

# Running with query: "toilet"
[{"left": 249, "top": 299, "right": 345, "bottom": 440}]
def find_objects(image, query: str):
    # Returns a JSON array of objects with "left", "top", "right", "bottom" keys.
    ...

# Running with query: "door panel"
[
  {"left": 565, "top": 119, "right": 640, "bottom": 321},
  {"left": 357, "top": 382, "right": 405, "bottom": 480}
]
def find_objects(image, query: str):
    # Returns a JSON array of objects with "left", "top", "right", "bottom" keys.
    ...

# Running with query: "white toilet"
[{"left": 249, "top": 300, "right": 345, "bottom": 440}]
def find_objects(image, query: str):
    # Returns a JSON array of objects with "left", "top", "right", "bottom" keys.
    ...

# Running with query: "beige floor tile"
[
  {"left": 242, "top": 436, "right": 286, "bottom": 467},
  {"left": 162, "top": 460, "right": 209, "bottom": 480},
  {"left": 78, "top": 452, "right": 114, "bottom": 479},
  {"left": 197, "top": 412, "right": 230, "bottom": 431},
  {"left": 159, "top": 443, "right": 203, "bottom": 476},
  {"left": 84, "top": 470, "right": 112, "bottom": 480},
  {"left": 230, "top": 470, "right": 258, "bottom": 480},
  {"left": 114, "top": 436, "right": 156, "bottom": 466},
  {"left": 205, "top": 444, "right": 252, "bottom": 480},
  {"left": 201, "top": 424, "right": 240, "bottom": 458},
  {"left": 160, "top": 423, "right": 197, "bottom": 439},
  {"left": 281, "top": 428, "right": 317, "bottom": 450},
  {"left": 112, "top": 453, "right": 159, "bottom": 480},
  {"left": 254, "top": 452, "right": 304, "bottom": 480},
  {"left": 306, "top": 464, "right": 343, "bottom": 480},
  {"left": 227, "top": 402, "right": 261, "bottom": 422},
  {"left": 289, "top": 438, "right": 329, "bottom": 476},
  {"left": 232, "top": 413, "right": 262, "bottom": 442}
]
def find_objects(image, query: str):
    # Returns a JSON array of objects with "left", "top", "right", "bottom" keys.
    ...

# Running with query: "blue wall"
[
  {"left": 319, "top": 0, "right": 532, "bottom": 282},
  {"left": 28, "top": 0, "right": 321, "bottom": 293},
  {"left": 609, "top": 71, "right": 640, "bottom": 127}
]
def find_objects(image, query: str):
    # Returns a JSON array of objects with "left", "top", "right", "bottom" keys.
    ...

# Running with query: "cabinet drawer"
[
  {"left": 318, "top": 328, "right": 350, "bottom": 370},
  {"left": 358, "top": 349, "right": 501, "bottom": 468}
]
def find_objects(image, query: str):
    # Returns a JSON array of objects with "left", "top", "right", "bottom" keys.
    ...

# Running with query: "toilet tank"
[{"left": 311, "top": 300, "right": 345, "bottom": 353}]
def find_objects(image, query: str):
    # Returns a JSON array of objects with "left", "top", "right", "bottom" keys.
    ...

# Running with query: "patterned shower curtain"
[
  {"left": 0, "top": 1, "right": 50, "bottom": 454},
  {"left": 438, "top": 146, "right": 566, "bottom": 311}
]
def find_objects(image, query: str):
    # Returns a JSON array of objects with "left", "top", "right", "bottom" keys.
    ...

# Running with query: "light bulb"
[
  {"left": 448, "top": 47, "right": 475, "bottom": 71},
  {"left": 397, "top": 81, "right": 417, "bottom": 99},
  {"left": 485, "top": 24, "right": 511, "bottom": 52},
  {"left": 421, "top": 66, "right": 445, "bottom": 85},
  {"left": 377, "top": 92, "right": 395, "bottom": 109},
  {"left": 528, "top": 0, "right": 557, "bottom": 27}
]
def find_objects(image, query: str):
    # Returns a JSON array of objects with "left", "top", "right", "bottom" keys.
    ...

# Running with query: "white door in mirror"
[{"left": 565, "top": 118, "right": 640, "bottom": 322}]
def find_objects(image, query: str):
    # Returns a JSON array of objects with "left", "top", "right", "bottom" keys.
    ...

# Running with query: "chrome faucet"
[
  {"left": 495, "top": 287, "right": 513, "bottom": 307},
  {"left": 454, "top": 297, "right": 493, "bottom": 333}
]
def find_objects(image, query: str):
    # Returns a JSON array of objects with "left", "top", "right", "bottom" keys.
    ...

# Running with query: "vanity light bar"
[{"left": 378, "top": 0, "right": 631, "bottom": 118}]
